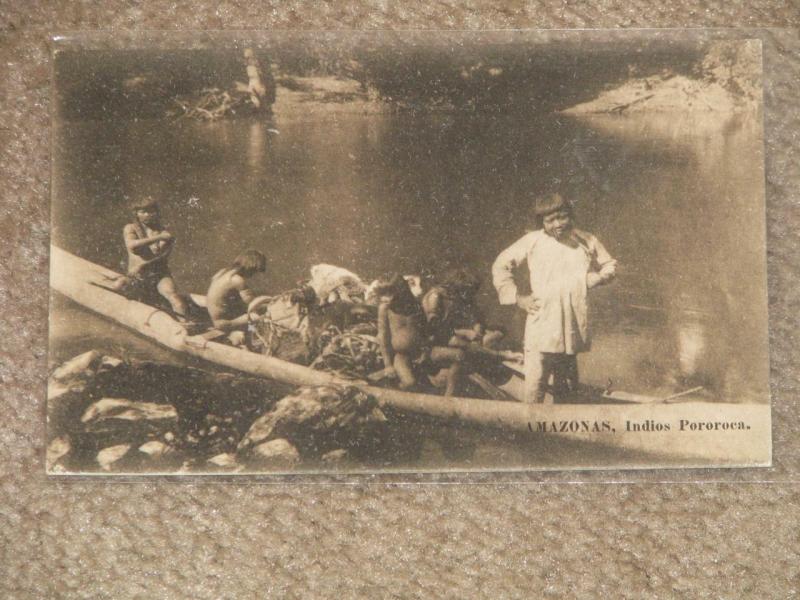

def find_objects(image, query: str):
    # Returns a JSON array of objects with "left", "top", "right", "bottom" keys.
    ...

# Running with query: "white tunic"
[{"left": 492, "top": 229, "right": 616, "bottom": 354}]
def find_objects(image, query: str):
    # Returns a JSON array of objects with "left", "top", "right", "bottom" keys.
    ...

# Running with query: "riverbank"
[
  {"left": 47, "top": 351, "right": 393, "bottom": 474},
  {"left": 273, "top": 74, "right": 386, "bottom": 117},
  {"left": 561, "top": 40, "right": 761, "bottom": 118}
]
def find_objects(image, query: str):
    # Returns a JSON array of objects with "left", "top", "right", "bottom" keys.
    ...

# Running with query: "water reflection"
[
  {"left": 52, "top": 109, "right": 769, "bottom": 403},
  {"left": 676, "top": 314, "right": 710, "bottom": 382},
  {"left": 247, "top": 121, "right": 267, "bottom": 169},
  {"left": 571, "top": 111, "right": 767, "bottom": 401}
]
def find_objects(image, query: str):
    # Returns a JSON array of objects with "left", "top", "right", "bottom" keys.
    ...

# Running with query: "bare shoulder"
[
  {"left": 230, "top": 273, "right": 247, "bottom": 289},
  {"left": 422, "top": 288, "right": 441, "bottom": 308},
  {"left": 122, "top": 223, "right": 142, "bottom": 245}
]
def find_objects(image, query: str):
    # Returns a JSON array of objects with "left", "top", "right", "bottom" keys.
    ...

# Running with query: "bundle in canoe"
[{"left": 50, "top": 245, "right": 770, "bottom": 464}]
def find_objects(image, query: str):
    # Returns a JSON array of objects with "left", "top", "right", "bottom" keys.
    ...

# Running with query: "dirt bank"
[
  {"left": 562, "top": 40, "right": 761, "bottom": 117},
  {"left": 273, "top": 74, "right": 386, "bottom": 117}
]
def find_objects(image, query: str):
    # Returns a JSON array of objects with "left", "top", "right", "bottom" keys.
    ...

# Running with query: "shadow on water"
[
  {"left": 52, "top": 106, "right": 768, "bottom": 408},
  {"left": 569, "top": 111, "right": 768, "bottom": 403}
]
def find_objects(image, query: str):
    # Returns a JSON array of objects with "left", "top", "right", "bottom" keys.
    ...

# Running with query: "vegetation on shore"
[{"left": 562, "top": 40, "right": 761, "bottom": 116}]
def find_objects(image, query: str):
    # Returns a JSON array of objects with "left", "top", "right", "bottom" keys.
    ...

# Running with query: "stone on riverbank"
[
  {"left": 47, "top": 353, "right": 390, "bottom": 473},
  {"left": 238, "top": 385, "right": 387, "bottom": 460},
  {"left": 249, "top": 438, "right": 301, "bottom": 468}
]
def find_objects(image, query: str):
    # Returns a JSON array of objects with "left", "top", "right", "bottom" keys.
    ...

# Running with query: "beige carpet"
[{"left": 1, "top": 3, "right": 799, "bottom": 598}]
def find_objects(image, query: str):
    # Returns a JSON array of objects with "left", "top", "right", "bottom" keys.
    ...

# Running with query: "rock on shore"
[{"left": 47, "top": 351, "right": 388, "bottom": 474}]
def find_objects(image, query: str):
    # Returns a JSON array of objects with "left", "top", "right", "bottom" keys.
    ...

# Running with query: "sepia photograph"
[{"left": 47, "top": 31, "right": 771, "bottom": 475}]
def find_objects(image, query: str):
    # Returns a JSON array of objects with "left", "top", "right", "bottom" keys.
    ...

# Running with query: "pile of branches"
[
  {"left": 310, "top": 326, "right": 383, "bottom": 380},
  {"left": 171, "top": 87, "right": 252, "bottom": 121}
]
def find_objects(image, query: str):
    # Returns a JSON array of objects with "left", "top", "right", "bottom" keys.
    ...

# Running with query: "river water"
[{"left": 50, "top": 106, "right": 769, "bottom": 406}]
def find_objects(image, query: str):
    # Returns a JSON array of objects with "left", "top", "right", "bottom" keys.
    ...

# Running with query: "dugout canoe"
[{"left": 49, "top": 245, "right": 771, "bottom": 466}]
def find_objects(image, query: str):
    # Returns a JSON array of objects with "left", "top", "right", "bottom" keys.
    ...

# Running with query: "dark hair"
[
  {"left": 440, "top": 268, "right": 481, "bottom": 298},
  {"left": 373, "top": 272, "right": 406, "bottom": 295},
  {"left": 130, "top": 197, "right": 159, "bottom": 213},
  {"left": 533, "top": 193, "right": 573, "bottom": 228},
  {"left": 289, "top": 284, "right": 317, "bottom": 306},
  {"left": 373, "top": 272, "right": 418, "bottom": 307},
  {"left": 232, "top": 250, "right": 267, "bottom": 277}
]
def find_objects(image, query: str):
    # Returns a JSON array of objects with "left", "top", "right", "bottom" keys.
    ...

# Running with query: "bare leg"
[
  {"left": 430, "top": 347, "right": 466, "bottom": 397},
  {"left": 523, "top": 350, "right": 555, "bottom": 404},
  {"left": 482, "top": 329, "right": 505, "bottom": 350},
  {"left": 444, "top": 362, "right": 464, "bottom": 397},
  {"left": 394, "top": 354, "right": 417, "bottom": 390},
  {"left": 109, "top": 276, "right": 130, "bottom": 291},
  {"left": 228, "top": 330, "right": 246, "bottom": 347},
  {"left": 157, "top": 276, "right": 190, "bottom": 320}
]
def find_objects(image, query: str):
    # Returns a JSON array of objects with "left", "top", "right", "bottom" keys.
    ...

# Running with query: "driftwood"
[
  {"left": 171, "top": 48, "right": 272, "bottom": 121},
  {"left": 608, "top": 93, "right": 655, "bottom": 114},
  {"left": 172, "top": 88, "right": 250, "bottom": 121}
]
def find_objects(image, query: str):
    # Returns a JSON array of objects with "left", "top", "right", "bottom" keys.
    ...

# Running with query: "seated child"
[
  {"left": 206, "top": 250, "right": 267, "bottom": 345},
  {"left": 422, "top": 268, "right": 522, "bottom": 392},
  {"left": 366, "top": 274, "right": 424, "bottom": 305},
  {"left": 114, "top": 198, "right": 191, "bottom": 323},
  {"left": 376, "top": 273, "right": 465, "bottom": 396},
  {"left": 422, "top": 268, "right": 484, "bottom": 348}
]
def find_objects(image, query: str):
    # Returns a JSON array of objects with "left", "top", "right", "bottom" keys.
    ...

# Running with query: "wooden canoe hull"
[{"left": 49, "top": 245, "right": 771, "bottom": 467}]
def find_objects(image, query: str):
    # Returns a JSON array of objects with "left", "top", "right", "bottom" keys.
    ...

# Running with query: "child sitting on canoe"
[
  {"left": 492, "top": 192, "right": 617, "bottom": 403},
  {"left": 206, "top": 250, "right": 267, "bottom": 346},
  {"left": 113, "top": 198, "right": 192, "bottom": 324},
  {"left": 375, "top": 273, "right": 466, "bottom": 396},
  {"left": 423, "top": 269, "right": 522, "bottom": 366},
  {"left": 422, "top": 268, "right": 485, "bottom": 348}
]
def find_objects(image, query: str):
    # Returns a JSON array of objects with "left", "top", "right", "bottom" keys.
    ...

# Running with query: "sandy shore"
[{"left": 273, "top": 74, "right": 387, "bottom": 117}]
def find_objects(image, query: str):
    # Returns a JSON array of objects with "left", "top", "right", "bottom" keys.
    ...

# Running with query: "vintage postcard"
[{"left": 47, "top": 31, "right": 771, "bottom": 474}]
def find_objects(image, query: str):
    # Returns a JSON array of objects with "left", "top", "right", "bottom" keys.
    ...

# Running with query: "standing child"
[
  {"left": 492, "top": 193, "right": 617, "bottom": 403},
  {"left": 115, "top": 197, "right": 191, "bottom": 322}
]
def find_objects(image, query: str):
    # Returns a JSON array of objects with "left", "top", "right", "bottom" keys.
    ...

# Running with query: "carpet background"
[{"left": 1, "top": 3, "right": 799, "bottom": 598}]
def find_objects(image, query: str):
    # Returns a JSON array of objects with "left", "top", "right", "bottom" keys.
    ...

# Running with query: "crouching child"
[
  {"left": 206, "top": 250, "right": 267, "bottom": 346},
  {"left": 375, "top": 273, "right": 465, "bottom": 396}
]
